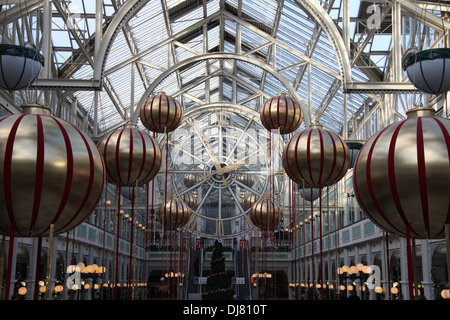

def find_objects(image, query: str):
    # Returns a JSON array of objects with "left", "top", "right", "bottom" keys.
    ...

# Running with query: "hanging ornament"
[
  {"left": 140, "top": 91, "right": 183, "bottom": 133},
  {"left": 0, "top": 104, "right": 105, "bottom": 237},
  {"left": 157, "top": 198, "right": 192, "bottom": 229},
  {"left": 353, "top": 107, "right": 450, "bottom": 239},
  {"left": 345, "top": 140, "right": 364, "bottom": 169},
  {"left": 249, "top": 197, "right": 282, "bottom": 230},
  {"left": 403, "top": 48, "right": 450, "bottom": 94},
  {"left": 260, "top": 92, "right": 303, "bottom": 134},
  {"left": 241, "top": 194, "right": 258, "bottom": 211},
  {"left": 180, "top": 192, "right": 199, "bottom": 211},
  {"left": 0, "top": 44, "right": 44, "bottom": 90},
  {"left": 282, "top": 123, "right": 350, "bottom": 187},
  {"left": 97, "top": 123, "right": 162, "bottom": 186},
  {"left": 183, "top": 173, "right": 201, "bottom": 188},
  {"left": 299, "top": 186, "right": 321, "bottom": 202},
  {"left": 235, "top": 173, "right": 255, "bottom": 188}
]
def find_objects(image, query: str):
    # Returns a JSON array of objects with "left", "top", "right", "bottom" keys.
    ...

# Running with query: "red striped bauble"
[
  {"left": 241, "top": 194, "right": 258, "bottom": 211},
  {"left": 157, "top": 198, "right": 192, "bottom": 229},
  {"left": 282, "top": 123, "right": 350, "bottom": 187},
  {"left": 260, "top": 93, "right": 303, "bottom": 134},
  {"left": 249, "top": 197, "right": 282, "bottom": 230},
  {"left": 353, "top": 107, "right": 450, "bottom": 239},
  {"left": 180, "top": 192, "right": 199, "bottom": 211},
  {"left": 236, "top": 173, "right": 255, "bottom": 188},
  {"left": 0, "top": 104, "right": 105, "bottom": 237},
  {"left": 184, "top": 173, "right": 201, "bottom": 188},
  {"left": 97, "top": 123, "right": 162, "bottom": 186},
  {"left": 140, "top": 91, "right": 183, "bottom": 133}
]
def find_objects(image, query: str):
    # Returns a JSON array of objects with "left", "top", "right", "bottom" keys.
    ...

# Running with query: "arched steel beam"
[
  {"left": 129, "top": 52, "right": 311, "bottom": 126},
  {"left": 93, "top": 0, "right": 352, "bottom": 91}
]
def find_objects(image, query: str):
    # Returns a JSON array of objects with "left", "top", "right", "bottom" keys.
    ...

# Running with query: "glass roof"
[{"left": 0, "top": 0, "right": 447, "bottom": 139}]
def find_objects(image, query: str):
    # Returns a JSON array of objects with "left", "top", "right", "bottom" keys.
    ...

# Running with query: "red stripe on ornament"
[
  {"left": 135, "top": 129, "right": 147, "bottom": 184},
  {"left": 140, "top": 133, "right": 158, "bottom": 183},
  {"left": 47, "top": 118, "right": 74, "bottom": 231},
  {"left": 293, "top": 131, "right": 307, "bottom": 182},
  {"left": 3, "top": 114, "right": 26, "bottom": 236},
  {"left": 116, "top": 129, "right": 125, "bottom": 185},
  {"left": 57, "top": 128, "right": 98, "bottom": 233},
  {"left": 127, "top": 128, "right": 134, "bottom": 185},
  {"left": 416, "top": 118, "right": 430, "bottom": 237},
  {"left": 149, "top": 95, "right": 158, "bottom": 132},
  {"left": 29, "top": 115, "right": 45, "bottom": 237},
  {"left": 387, "top": 120, "right": 419, "bottom": 237},
  {"left": 306, "top": 129, "right": 315, "bottom": 186},
  {"left": 358, "top": 126, "right": 404, "bottom": 235},
  {"left": 431, "top": 117, "right": 450, "bottom": 236}
]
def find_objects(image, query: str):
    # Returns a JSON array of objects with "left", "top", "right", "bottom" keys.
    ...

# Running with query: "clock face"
[{"left": 165, "top": 106, "right": 285, "bottom": 239}]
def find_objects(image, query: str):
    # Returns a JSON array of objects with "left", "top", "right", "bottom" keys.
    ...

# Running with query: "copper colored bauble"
[
  {"left": 98, "top": 123, "right": 162, "bottom": 186},
  {"left": 353, "top": 107, "right": 450, "bottom": 239},
  {"left": 0, "top": 104, "right": 105, "bottom": 237},
  {"left": 140, "top": 91, "right": 183, "bottom": 133},
  {"left": 260, "top": 93, "right": 303, "bottom": 134},
  {"left": 249, "top": 197, "right": 282, "bottom": 230},
  {"left": 282, "top": 123, "right": 350, "bottom": 187},
  {"left": 235, "top": 173, "right": 255, "bottom": 188},
  {"left": 241, "top": 194, "right": 258, "bottom": 211},
  {"left": 180, "top": 192, "right": 199, "bottom": 211},
  {"left": 183, "top": 173, "right": 201, "bottom": 188},
  {"left": 157, "top": 198, "right": 192, "bottom": 229}
]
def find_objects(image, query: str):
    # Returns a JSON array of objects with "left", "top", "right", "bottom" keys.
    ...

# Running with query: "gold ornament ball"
[
  {"left": 353, "top": 107, "right": 450, "bottom": 239},
  {"left": 140, "top": 92, "right": 183, "bottom": 133},
  {"left": 0, "top": 104, "right": 105, "bottom": 237},
  {"left": 249, "top": 197, "right": 282, "bottom": 230},
  {"left": 260, "top": 93, "right": 303, "bottom": 134},
  {"left": 282, "top": 123, "right": 350, "bottom": 187},
  {"left": 97, "top": 123, "right": 162, "bottom": 186},
  {"left": 157, "top": 198, "right": 192, "bottom": 229}
]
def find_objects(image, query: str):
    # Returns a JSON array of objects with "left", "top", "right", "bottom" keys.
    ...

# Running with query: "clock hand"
[
  {"left": 188, "top": 119, "right": 223, "bottom": 174},
  {"left": 219, "top": 162, "right": 246, "bottom": 174}
]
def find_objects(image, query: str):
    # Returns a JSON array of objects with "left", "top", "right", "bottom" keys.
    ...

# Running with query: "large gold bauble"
[
  {"left": 140, "top": 92, "right": 183, "bottom": 133},
  {"left": 282, "top": 124, "right": 350, "bottom": 187},
  {"left": 157, "top": 198, "right": 192, "bottom": 229},
  {"left": 0, "top": 104, "right": 105, "bottom": 237},
  {"left": 97, "top": 124, "right": 162, "bottom": 186},
  {"left": 249, "top": 197, "right": 282, "bottom": 230},
  {"left": 353, "top": 107, "right": 450, "bottom": 239},
  {"left": 260, "top": 93, "right": 303, "bottom": 134}
]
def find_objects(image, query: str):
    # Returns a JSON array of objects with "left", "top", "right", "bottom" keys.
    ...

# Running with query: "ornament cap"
[
  {"left": 21, "top": 104, "right": 51, "bottom": 115},
  {"left": 309, "top": 122, "right": 323, "bottom": 130},
  {"left": 123, "top": 122, "right": 137, "bottom": 129},
  {"left": 406, "top": 107, "right": 436, "bottom": 119}
]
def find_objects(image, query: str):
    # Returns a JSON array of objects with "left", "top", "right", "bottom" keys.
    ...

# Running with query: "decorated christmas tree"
[{"left": 203, "top": 240, "right": 233, "bottom": 300}]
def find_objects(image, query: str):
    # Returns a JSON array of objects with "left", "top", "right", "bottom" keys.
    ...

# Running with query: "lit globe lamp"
[
  {"left": 0, "top": 44, "right": 45, "bottom": 90},
  {"left": 403, "top": 48, "right": 450, "bottom": 94}
]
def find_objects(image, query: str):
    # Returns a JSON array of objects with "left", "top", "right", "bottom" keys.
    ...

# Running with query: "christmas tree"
[{"left": 202, "top": 240, "right": 233, "bottom": 300}]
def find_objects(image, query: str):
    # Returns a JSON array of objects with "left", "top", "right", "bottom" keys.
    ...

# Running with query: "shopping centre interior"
[{"left": 0, "top": 0, "right": 449, "bottom": 303}]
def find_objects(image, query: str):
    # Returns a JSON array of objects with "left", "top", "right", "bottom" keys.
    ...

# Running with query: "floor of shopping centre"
[{"left": 0, "top": 0, "right": 449, "bottom": 304}]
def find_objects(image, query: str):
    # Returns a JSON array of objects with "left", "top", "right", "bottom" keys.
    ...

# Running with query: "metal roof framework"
[{"left": 0, "top": 0, "right": 448, "bottom": 140}]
